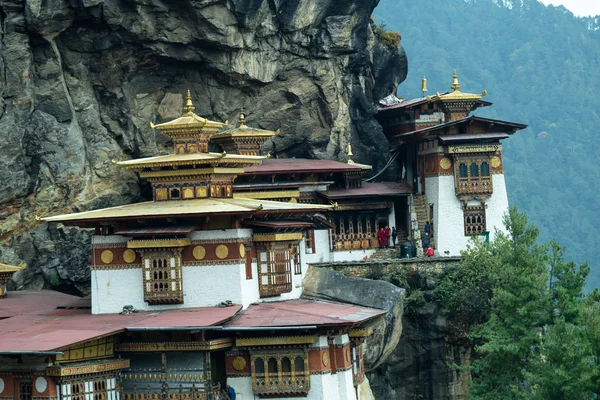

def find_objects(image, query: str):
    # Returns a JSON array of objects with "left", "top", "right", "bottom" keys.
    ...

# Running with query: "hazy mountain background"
[{"left": 374, "top": 0, "right": 600, "bottom": 289}]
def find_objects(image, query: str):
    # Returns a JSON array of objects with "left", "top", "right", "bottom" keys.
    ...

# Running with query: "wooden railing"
[
  {"left": 253, "top": 372, "right": 310, "bottom": 396},
  {"left": 455, "top": 176, "right": 492, "bottom": 196}
]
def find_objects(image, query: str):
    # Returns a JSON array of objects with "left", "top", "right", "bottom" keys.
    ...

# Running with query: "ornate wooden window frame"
[
  {"left": 463, "top": 205, "right": 487, "bottom": 235},
  {"left": 250, "top": 350, "right": 310, "bottom": 397},
  {"left": 141, "top": 249, "right": 184, "bottom": 304},
  {"left": 453, "top": 155, "right": 493, "bottom": 197},
  {"left": 256, "top": 243, "right": 295, "bottom": 298}
]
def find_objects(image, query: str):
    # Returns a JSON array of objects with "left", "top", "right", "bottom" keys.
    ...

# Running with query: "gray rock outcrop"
[
  {"left": 303, "top": 265, "right": 405, "bottom": 369},
  {"left": 0, "top": 0, "right": 407, "bottom": 293}
]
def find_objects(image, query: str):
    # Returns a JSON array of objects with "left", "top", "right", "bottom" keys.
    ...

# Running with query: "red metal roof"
[
  {"left": 245, "top": 159, "right": 362, "bottom": 175},
  {"left": 320, "top": 182, "right": 412, "bottom": 199},
  {"left": 225, "top": 299, "right": 385, "bottom": 328},
  {"left": 0, "top": 291, "right": 241, "bottom": 352}
]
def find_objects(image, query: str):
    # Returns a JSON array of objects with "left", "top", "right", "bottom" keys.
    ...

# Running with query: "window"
[
  {"left": 251, "top": 352, "right": 310, "bottom": 397},
  {"left": 304, "top": 230, "right": 315, "bottom": 254},
  {"left": 245, "top": 244, "right": 253, "bottom": 280},
  {"left": 464, "top": 206, "right": 486, "bottom": 235},
  {"left": 481, "top": 162, "right": 490, "bottom": 176},
  {"left": 257, "top": 244, "right": 295, "bottom": 298},
  {"left": 454, "top": 157, "right": 493, "bottom": 196},
  {"left": 19, "top": 381, "right": 32, "bottom": 400},
  {"left": 170, "top": 188, "right": 181, "bottom": 199},
  {"left": 351, "top": 343, "right": 365, "bottom": 386},
  {"left": 60, "top": 378, "right": 117, "bottom": 400},
  {"left": 142, "top": 252, "right": 183, "bottom": 304}
]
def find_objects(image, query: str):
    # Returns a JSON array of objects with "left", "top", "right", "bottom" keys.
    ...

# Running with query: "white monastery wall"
[
  {"left": 425, "top": 175, "right": 469, "bottom": 256},
  {"left": 91, "top": 262, "right": 248, "bottom": 314},
  {"left": 487, "top": 174, "right": 510, "bottom": 240},
  {"left": 425, "top": 173, "right": 511, "bottom": 256}
]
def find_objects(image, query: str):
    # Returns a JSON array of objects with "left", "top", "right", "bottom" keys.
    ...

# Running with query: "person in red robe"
[
  {"left": 425, "top": 246, "right": 435, "bottom": 257},
  {"left": 377, "top": 228, "right": 386, "bottom": 248},
  {"left": 385, "top": 226, "right": 391, "bottom": 248}
]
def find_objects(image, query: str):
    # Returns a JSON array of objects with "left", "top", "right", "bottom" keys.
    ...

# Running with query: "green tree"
[{"left": 437, "top": 208, "right": 598, "bottom": 399}]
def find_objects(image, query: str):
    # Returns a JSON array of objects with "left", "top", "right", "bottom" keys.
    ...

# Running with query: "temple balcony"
[{"left": 454, "top": 176, "right": 493, "bottom": 197}]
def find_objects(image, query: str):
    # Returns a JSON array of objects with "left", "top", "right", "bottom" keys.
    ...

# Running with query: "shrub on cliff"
[
  {"left": 437, "top": 208, "right": 599, "bottom": 399},
  {"left": 373, "top": 22, "right": 401, "bottom": 48}
]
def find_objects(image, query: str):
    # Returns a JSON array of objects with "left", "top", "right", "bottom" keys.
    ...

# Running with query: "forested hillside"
[{"left": 375, "top": 0, "right": 600, "bottom": 289}]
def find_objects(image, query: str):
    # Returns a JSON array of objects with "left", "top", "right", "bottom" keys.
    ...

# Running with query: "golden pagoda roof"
[
  {"left": 212, "top": 112, "right": 279, "bottom": 139},
  {"left": 117, "top": 152, "right": 265, "bottom": 169},
  {"left": 150, "top": 90, "right": 226, "bottom": 131},
  {"left": 428, "top": 70, "right": 486, "bottom": 102},
  {"left": 42, "top": 198, "right": 331, "bottom": 224},
  {"left": 0, "top": 263, "right": 25, "bottom": 274}
]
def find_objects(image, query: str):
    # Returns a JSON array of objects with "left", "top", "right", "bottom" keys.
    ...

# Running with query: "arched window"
[
  {"left": 170, "top": 188, "right": 181, "bottom": 199},
  {"left": 459, "top": 163, "right": 468, "bottom": 178},
  {"left": 481, "top": 162, "right": 490, "bottom": 176},
  {"left": 294, "top": 356, "right": 304, "bottom": 372},
  {"left": 268, "top": 358, "right": 278, "bottom": 374},
  {"left": 470, "top": 162, "right": 479, "bottom": 177},
  {"left": 255, "top": 358, "right": 265, "bottom": 374},
  {"left": 281, "top": 357, "right": 291, "bottom": 373}
]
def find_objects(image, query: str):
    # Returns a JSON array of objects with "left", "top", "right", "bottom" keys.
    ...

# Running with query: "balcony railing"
[
  {"left": 455, "top": 176, "right": 493, "bottom": 196},
  {"left": 253, "top": 372, "right": 310, "bottom": 396}
]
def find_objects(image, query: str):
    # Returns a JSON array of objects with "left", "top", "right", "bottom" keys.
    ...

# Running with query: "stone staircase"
[{"left": 413, "top": 194, "right": 433, "bottom": 246}]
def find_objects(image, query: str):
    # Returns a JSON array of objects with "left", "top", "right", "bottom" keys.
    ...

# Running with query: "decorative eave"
[
  {"left": 139, "top": 167, "right": 245, "bottom": 179},
  {"left": 46, "top": 359, "right": 130, "bottom": 377},
  {"left": 236, "top": 336, "right": 318, "bottom": 347},
  {"left": 0, "top": 262, "right": 26, "bottom": 275},
  {"left": 116, "top": 339, "right": 234, "bottom": 352},
  {"left": 117, "top": 152, "right": 265, "bottom": 170},
  {"left": 253, "top": 233, "right": 304, "bottom": 242},
  {"left": 127, "top": 238, "right": 191, "bottom": 249}
]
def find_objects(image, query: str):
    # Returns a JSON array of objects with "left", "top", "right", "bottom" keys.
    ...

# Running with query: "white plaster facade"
[
  {"left": 425, "top": 173, "right": 510, "bottom": 256},
  {"left": 91, "top": 225, "right": 384, "bottom": 314}
]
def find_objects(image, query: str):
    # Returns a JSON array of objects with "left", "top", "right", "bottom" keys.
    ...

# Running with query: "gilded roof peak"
[
  {"left": 184, "top": 89, "right": 195, "bottom": 114},
  {"left": 451, "top": 69, "right": 461, "bottom": 92},
  {"left": 426, "top": 70, "right": 487, "bottom": 102}
]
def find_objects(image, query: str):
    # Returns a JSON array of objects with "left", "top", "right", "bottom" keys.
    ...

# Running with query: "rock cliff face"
[
  {"left": 0, "top": 0, "right": 407, "bottom": 292},
  {"left": 318, "top": 259, "right": 472, "bottom": 400}
]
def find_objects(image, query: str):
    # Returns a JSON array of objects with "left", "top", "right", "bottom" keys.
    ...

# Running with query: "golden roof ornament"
[
  {"left": 239, "top": 110, "right": 247, "bottom": 128},
  {"left": 347, "top": 144, "right": 354, "bottom": 164},
  {"left": 184, "top": 89, "right": 195, "bottom": 114},
  {"left": 451, "top": 69, "right": 461, "bottom": 92},
  {"left": 421, "top": 76, "right": 428, "bottom": 94}
]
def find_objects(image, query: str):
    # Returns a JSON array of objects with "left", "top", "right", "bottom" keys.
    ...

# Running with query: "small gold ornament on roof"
[
  {"left": 421, "top": 76, "right": 428, "bottom": 94},
  {"left": 347, "top": 144, "right": 355, "bottom": 164},
  {"left": 184, "top": 89, "right": 195, "bottom": 114},
  {"left": 451, "top": 69, "right": 461, "bottom": 92}
]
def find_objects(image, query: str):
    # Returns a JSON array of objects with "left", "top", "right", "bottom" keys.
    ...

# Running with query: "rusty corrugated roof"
[
  {"left": 225, "top": 299, "right": 385, "bottom": 328},
  {"left": 0, "top": 291, "right": 241, "bottom": 352}
]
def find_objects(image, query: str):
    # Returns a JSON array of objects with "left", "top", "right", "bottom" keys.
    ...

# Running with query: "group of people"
[
  {"left": 377, "top": 225, "right": 397, "bottom": 248},
  {"left": 423, "top": 220, "right": 439, "bottom": 257}
]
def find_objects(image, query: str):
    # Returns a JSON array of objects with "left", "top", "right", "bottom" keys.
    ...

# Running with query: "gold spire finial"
[
  {"left": 421, "top": 76, "right": 428, "bottom": 94},
  {"left": 184, "top": 89, "right": 195, "bottom": 114},
  {"left": 451, "top": 70, "right": 461, "bottom": 92},
  {"left": 347, "top": 144, "right": 355, "bottom": 164},
  {"left": 239, "top": 108, "right": 247, "bottom": 127}
]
